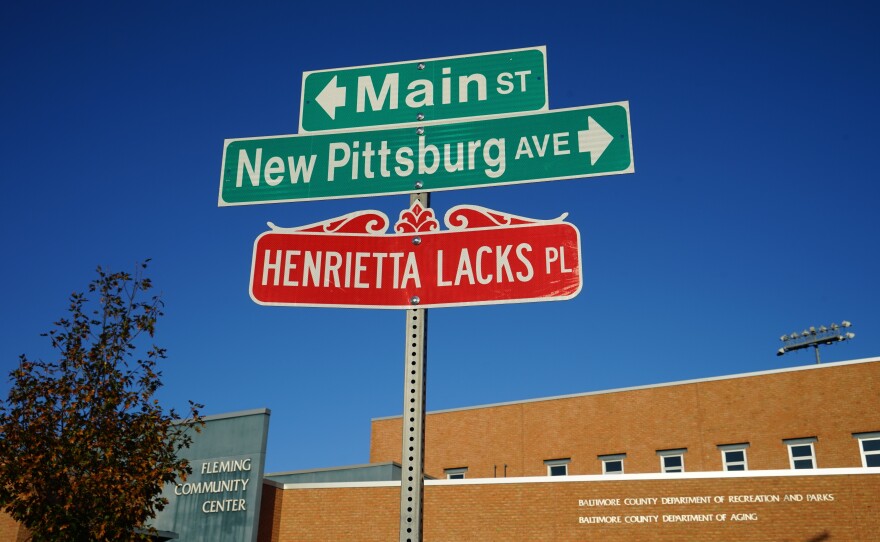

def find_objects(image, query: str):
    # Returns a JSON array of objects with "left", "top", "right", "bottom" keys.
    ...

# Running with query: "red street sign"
[{"left": 250, "top": 202, "right": 581, "bottom": 309}]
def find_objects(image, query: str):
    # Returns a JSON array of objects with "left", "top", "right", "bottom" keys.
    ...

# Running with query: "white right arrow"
[
  {"left": 315, "top": 75, "right": 347, "bottom": 120},
  {"left": 577, "top": 116, "right": 614, "bottom": 166}
]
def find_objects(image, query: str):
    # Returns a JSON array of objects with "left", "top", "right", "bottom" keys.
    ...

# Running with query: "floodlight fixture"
[{"left": 776, "top": 320, "right": 855, "bottom": 364}]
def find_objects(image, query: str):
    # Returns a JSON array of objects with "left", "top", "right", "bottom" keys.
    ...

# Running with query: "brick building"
[
  {"left": 260, "top": 357, "right": 880, "bottom": 541},
  {"left": 3, "top": 357, "right": 879, "bottom": 540},
  {"left": 370, "top": 355, "right": 880, "bottom": 478}
]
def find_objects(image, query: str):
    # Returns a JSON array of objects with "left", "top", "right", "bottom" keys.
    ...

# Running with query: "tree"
[{"left": 0, "top": 262, "right": 203, "bottom": 541}]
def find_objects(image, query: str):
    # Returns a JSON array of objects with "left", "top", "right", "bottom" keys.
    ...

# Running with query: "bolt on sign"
[
  {"left": 219, "top": 101, "right": 633, "bottom": 205},
  {"left": 249, "top": 201, "right": 582, "bottom": 309},
  {"left": 299, "top": 46, "right": 548, "bottom": 132}
]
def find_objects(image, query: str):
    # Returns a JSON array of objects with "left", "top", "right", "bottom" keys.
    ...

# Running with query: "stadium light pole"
[{"left": 777, "top": 321, "right": 855, "bottom": 364}]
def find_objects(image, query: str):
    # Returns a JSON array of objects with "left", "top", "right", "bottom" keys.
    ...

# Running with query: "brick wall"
[
  {"left": 257, "top": 482, "right": 284, "bottom": 542},
  {"left": 371, "top": 359, "right": 880, "bottom": 479},
  {"left": 259, "top": 482, "right": 399, "bottom": 541},
  {"left": 258, "top": 470, "right": 880, "bottom": 541}
]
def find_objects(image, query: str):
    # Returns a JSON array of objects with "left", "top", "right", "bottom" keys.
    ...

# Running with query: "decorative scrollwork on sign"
[
  {"left": 263, "top": 204, "right": 569, "bottom": 236},
  {"left": 395, "top": 200, "right": 440, "bottom": 233},
  {"left": 267, "top": 210, "right": 390, "bottom": 234},
  {"left": 444, "top": 205, "right": 568, "bottom": 231}
]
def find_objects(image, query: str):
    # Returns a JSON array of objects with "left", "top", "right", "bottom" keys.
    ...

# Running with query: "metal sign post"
[
  {"left": 244, "top": 197, "right": 581, "bottom": 541},
  {"left": 399, "top": 192, "right": 429, "bottom": 542}
]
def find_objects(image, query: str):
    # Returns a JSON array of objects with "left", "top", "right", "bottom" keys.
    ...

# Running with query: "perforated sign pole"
[{"left": 399, "top": 191, "right": 429, "bottom": 542}]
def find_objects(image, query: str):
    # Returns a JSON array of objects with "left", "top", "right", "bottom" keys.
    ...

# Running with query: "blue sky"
[{"left": 1, "top": 1, "right": 878, "bottom": 473}]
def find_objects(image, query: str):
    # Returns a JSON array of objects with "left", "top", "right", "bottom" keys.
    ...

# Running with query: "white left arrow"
[
  {"left": 315, "top": 75, "right": 347, "bottom": 120},
  {"left": 577, "top": 116, "right": 614, "bottom": 166}
]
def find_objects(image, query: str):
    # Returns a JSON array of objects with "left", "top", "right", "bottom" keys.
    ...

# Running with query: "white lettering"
[
  {"left": 454, "top": 249, "right": 475, "bottom": 286},
  {"left": 475, "top": 246, "right": 493, "bottom": 285},
  {"left": 661, "top": 496, "right": 712, "bottom": 505},
  {"left": 624, "top": 497, "right": 658, "bottom": 506},
  {"left": 234, "top": 149, "right": 315, "bottom": 187},
  {"left": 513, "top": 70, "right": 531, "bottom": 91},
  {"left": 483, "top": 138, "right": 506, "bottom": 178},
  {"left": 283, "top": 250, "right": 300, "bottom": 286},
  {"left": 202, "top": 499, "right": 247, "bottom": 514},
  {"left": 515, "top": 244, "right": 534, "bottom": 281},
  {"left": 496, "top": 72, "right": 514, "bottom": 95},
  {"left": 514, "top": 136, "right": 533, "bottom": 159},
  {"left": 327, "top": 143, "right": 350, "bottom": 181},
  {"left": 442, "top": 67, "right": 451, "bottom": 105},
  {"left": 287, "top": 155, "right": 316, "bottom": 184},
  {"left": 200, "top": 459, "right": 252, "bottom": 474},
  {"left": 400, "top": 253, "right": 421, "bottom": 288},
  {"left": 262, "top": 250, "right": 282, "bottom": 286},
  {"left": 625, "top": 515, "right": 659, "bottom": 523},
  {"left": 578, "top": 498, "right": 620, "bottom": 507},
  {"left": 514, "top": 134, "right": 552, "bottom": 160},
  {"left": 394, "top": 147, "right": 414, "bottom": 177},
  {"left": 264, "top": 156, "right": 284, "bottom": 186},
  {"left": 495, "top": 244, "right": 513, "bottom": 282},
  {"left": 236, "top": 148, "right": 261, "bottom": 187},
  {"left": 436, "top": 250, "right": 451, "bottom": 287},
  {"left": 578, "top": 516, "right": 621, "bottom": 524},
  {"left": 405, "top": 79, "right": 433, "bottom": 108},
  {"left": 553, "top": 132, "right": 570, "bottom": 155},
  {"left": 458, "top": 73, "right": 487, "bottom": 103},
  {"left": 662, "top": 514, "right": 715, "bottom": 523},
  {"left": 357, "top": 74, "right": 399, "bottom": 112},
  {"left": 727, "top": 494, "right": 781, "bottom": 503},
  {"left": 418, "top": 136, "right": 439, "bottom": 175}
]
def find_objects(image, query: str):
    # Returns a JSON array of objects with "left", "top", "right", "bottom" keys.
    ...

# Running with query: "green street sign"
[
  {"left": 299, "top": 46, "right": 548, "bottom": 132},
  {"left": 219, "top": 101, "right": 633, "bottom": 206}
]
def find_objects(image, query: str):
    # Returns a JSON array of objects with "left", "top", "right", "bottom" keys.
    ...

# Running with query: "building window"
[
  {"left": 444, "top": 467, "right": 467, "bottom": 480},
  {"left": 784, "top": 437, "right": 817, "bottom": 469},
  {"left": 599, "top": 454, "right": 625, "bottom": 474},
  {"left": 854, "top": 432, "right": 880, "bottom": 468},
  {"left": 657, "top": 449, "right": 686, "bottom": 473},
  {"left": 718, "top": 443, "right": 749, "bottom": 471},
  {"left": 544, "top": 458, "right": 570, "bottom": 476}
]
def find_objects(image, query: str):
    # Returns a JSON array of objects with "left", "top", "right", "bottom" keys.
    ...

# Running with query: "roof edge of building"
[
  {"left": 371, "top": 356, "right": 880, "bottom": 421},
  {"left": 264, "top": 461, "right": 400, "bottom": 478}
]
